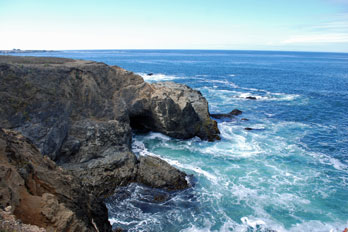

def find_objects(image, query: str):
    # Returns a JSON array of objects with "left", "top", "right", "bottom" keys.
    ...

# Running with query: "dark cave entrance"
[{"left": 129, "top": 112, "right": 154, "bottom": 133}]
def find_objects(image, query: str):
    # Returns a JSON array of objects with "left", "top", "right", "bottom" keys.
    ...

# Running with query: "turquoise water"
[{"left": 9, "top": 50, "right": 348, "bottom": 231}]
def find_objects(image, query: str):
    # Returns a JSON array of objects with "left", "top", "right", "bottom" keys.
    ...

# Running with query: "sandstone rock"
[
  {"left": 0, "top": 128, "right": 112, "bottom": 231},
  {"left": 0, "top": 207, "right": 46, "bottom": 232}
]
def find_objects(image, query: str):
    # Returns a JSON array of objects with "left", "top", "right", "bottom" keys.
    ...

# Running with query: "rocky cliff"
[
  {"left": 0, "top": 55, "right": 220, "bottom": 198},
  {"left": 0, "top": 128, "right": 112, "bottom": 231},
  {"left": 0, "top": 55, "right": 221, "bottom": 230}
]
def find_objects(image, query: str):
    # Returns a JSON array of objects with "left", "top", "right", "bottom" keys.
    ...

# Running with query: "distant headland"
[{"left": 0, "top": 48, "right": 58, "bottom": 54}]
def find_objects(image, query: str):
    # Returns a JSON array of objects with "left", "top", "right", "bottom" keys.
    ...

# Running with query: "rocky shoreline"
[{"left": 0, "top": 55, "right": 220, "bottom": 231}]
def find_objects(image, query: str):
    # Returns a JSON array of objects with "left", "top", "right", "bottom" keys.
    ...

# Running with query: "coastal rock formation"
[
  {"left": 0, "top": 206, "right": 46, "bottom": 232},
  {"left": 131, "top": 82, "right": 221, "bottom": 141},
  {"left": 210, "top": 109, "right": 243, "bottom": 119},
  {"left": 137, "top": 156, "right": 188, "bottom": 190},
  {"left": 0, "top": 128, "right": 111, "bottom": 231},
  {"left": 0, "top": 55, "right": 217, "bottom": 197}
]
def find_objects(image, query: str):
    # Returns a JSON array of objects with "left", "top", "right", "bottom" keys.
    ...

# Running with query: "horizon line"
[{"left": 1, "top": 48, "right": 348, "bottom": 54}]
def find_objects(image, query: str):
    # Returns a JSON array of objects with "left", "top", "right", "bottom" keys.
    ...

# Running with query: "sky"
[{"left": 0, "top": 0, "right": 348, "bottom": 52}]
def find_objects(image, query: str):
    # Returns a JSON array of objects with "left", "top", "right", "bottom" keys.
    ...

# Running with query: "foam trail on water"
[
  {"left": 132, "top": 138, "right": 219, "bottom": 182},
  {"left": 108, "top": 218, "right": 139, "bottom": 226},
  {"left": 137, "top": 72, "right": 183, "bottom": 82}
]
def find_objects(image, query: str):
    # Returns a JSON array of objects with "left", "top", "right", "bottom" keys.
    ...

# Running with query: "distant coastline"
[{"left": 0, "top": 49, "right": 58, "bottom": 54}]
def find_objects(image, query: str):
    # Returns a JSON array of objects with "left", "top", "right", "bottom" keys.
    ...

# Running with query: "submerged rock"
[
  {"left": 230, "top": 109, "right": 243, "bottom": 115},
  {"left": 246, "top": 96, "right": 257, "bottom": 100},
  {"left": 210, "top": 109, "right": 243, "bottom": 119},
  {"left": 244, "top": 127, "right": 253, "bottom": 130}
]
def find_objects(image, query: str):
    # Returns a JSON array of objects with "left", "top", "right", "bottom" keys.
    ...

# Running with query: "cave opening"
[{"left": 129, "top": 112, "right": 154, "bottom": 134}]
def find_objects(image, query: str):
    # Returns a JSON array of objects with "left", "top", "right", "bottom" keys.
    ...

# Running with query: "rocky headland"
[{"left": 0, "top": 55, "right": 220, "bottom": 231}]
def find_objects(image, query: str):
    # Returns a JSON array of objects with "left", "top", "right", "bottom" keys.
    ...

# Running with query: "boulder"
[{"left": 136, "top": 156, "right": 189, "bottom": 190}]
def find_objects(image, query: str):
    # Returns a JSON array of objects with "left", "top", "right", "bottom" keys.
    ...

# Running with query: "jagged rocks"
[
  {"left": 0, "top": 128, "right": 192, "bottom": 231},
  {"left": 0, "top": 128, "right": 112, "bottom": 232},
  {"left": 0, "top": 56, "right": 220, "bottom": 197},
  {"left": 131, "top": 82, "right": 221, "bottom": 141},
  {"left": 0, "top": 206, "right": 46, "bottom": 232}
]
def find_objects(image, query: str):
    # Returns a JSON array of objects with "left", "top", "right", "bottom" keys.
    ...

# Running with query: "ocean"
[{"left": 10, "top": 50, "right": 348, "bottom": 231}]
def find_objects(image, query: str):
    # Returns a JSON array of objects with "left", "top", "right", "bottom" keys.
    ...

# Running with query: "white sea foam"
[
  {"left": 211, "top": 80, "right": 239, "bottom": 88},
  {"left": 232, "top": 91, "right": 300, "bottom": 101},
  {"left": 127, "top": 95, "right": 344, "bottom": 232},
  {"left": 236, "top": 216, "right": 347, "bottom": 232},
  {"left": 286, "top": 220, "right": 348, "bottom": 232},
  {"left": 145, "top": 132, "right": 172, "bottom": 141},
  {"left": 137, "top": 72, "right": 183, "bottom": 82},
  {"left": 162, "top": 157, "right": 219, "bottom": 183},
  {"left": 309, "top": 152, "right": 347, "bottom": 170},
  {"left": 241, "top": 216, "right": 266, "bottom": 229},
  {"left": 132, "top": 138, "right": 219, "bottom": 182},
  {"left": 108, "top": 218, "right": 139, "bottom": 226},
  {"left": 198, "top": 79, "right": 239, "bottom": 88},
  {"left": 181, "top": 225, "right": 212, "bottom": 232}
]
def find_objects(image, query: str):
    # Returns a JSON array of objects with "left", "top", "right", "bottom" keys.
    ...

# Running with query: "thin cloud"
[
  {"left": 311, "top": 21, "right": 348, "bottom": 32},
  {"left": 283, "top": 13, "right": 348, "bottom": 44},
  {"left": 283, "top": 33, "right": 348, "bottom": 43},
  {"left": 310, "top": 13, "right": 348, "bottom": 33}
]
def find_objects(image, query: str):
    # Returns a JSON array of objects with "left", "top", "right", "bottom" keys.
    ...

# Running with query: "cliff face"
[
  {"left": 0, "top": 128, "right": 112, "bottom": 231},
  {"left": 0, "top": 55, "right": 220, "bottom": 198}
]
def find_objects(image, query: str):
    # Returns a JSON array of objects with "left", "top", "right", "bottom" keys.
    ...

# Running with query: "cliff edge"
[
  {"left": 0, "top": 55, "right": 220, "bottom": 230},
  {"left": 0, "top": 55, "right": 219, "bottom": 197}
]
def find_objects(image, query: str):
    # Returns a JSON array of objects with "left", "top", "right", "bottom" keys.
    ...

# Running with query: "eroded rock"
[
  {"left": 0, "top": 56, "right": 219, "bottom": 197},
  {"left": 0, "top": 128, "right": 112, "bottom": 231},
  {"left": 136, "top": 156, "right": 189, "bottom": 190}
]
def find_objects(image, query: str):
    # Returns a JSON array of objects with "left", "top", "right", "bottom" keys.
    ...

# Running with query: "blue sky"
[{"left": 1, "top": 0, "right": 348, "bottom": 52}]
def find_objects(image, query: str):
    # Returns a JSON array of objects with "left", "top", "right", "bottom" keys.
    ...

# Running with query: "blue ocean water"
[{"left": 10, "top": 50, "right": 348, "bottom": 231}]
